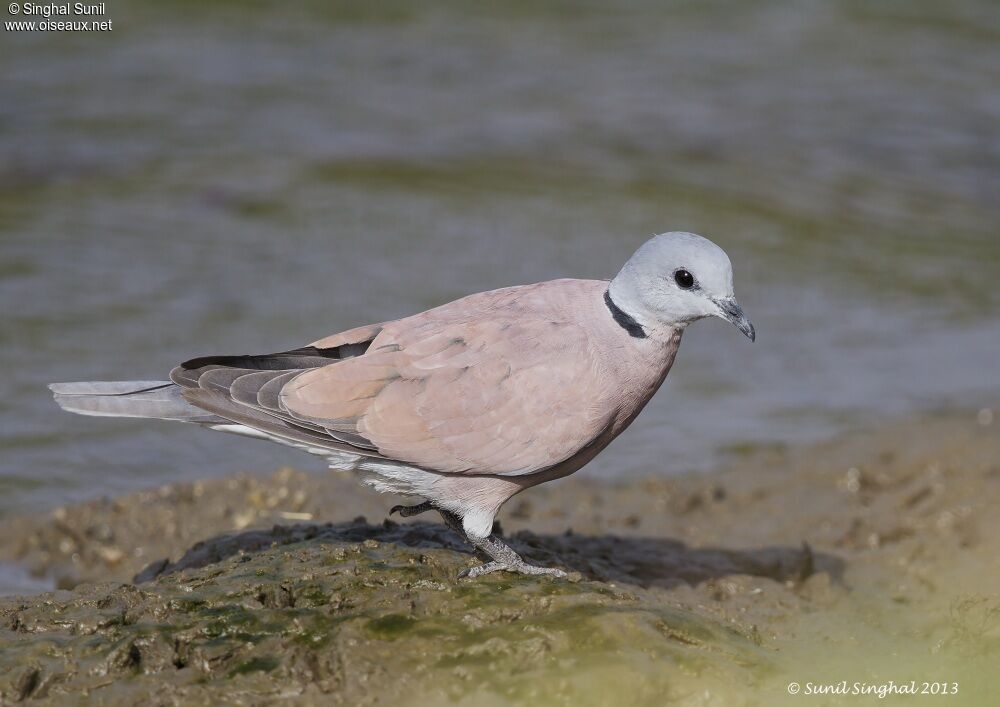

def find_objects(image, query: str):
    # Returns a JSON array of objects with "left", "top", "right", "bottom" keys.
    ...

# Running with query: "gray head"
[{"left": 607, "top": 232, "right": 755, "bottom": 341}]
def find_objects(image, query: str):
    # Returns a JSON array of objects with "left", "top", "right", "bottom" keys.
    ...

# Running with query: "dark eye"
[{"left": 674, "top": 269, "right": 695, "bottom": 289}]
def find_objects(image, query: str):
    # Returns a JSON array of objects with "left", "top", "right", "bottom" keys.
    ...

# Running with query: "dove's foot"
[
  {"left": 459, "top": 559, "right": 567, "bottom": 579},
  {"left": 388, "top": 503, "right": 469, "bottom": 543},
  {"left": 390, "top": 504, "right": 567, "bottom": 578},
  {"left": 389, "top": 500, "right": 434, "bottom": 518},
  {"left": 460, "top": 532, "right": 566, "bottom": 579}
]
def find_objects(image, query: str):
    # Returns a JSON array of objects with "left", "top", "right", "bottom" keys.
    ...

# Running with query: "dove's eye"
[{"left": 674, "top": 269, "right": 695, "bottom": 289}]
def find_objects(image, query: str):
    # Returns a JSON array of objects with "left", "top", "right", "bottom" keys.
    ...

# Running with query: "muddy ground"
[{"left": 0, "top": 411, "right": 997, "bottom": 706}]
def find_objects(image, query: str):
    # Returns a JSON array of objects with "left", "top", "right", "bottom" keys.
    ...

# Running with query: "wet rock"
[{"left": 0, "top": 523, "right": 771, "bottom": 704}]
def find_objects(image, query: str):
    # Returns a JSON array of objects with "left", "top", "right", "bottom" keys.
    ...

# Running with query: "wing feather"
[
  {"left": 172, "top": 331, "right": 385, "bottom": 456},
  {"left": 175, "top": 282, "right": 617, "bottom": 476}
]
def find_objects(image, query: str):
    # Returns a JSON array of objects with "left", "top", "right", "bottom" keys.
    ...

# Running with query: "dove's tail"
[{"left": 48, "top": 381, "right": 223, "bottom": 423}]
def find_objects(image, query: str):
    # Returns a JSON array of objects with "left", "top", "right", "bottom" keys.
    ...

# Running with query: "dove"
[{"left": 50, "top": 231, "right": 754, "bottom": 578}]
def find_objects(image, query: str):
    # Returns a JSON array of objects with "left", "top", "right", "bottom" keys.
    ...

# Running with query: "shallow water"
[{"left": 1, "top": 1, "right": 998, "bottom": 516}]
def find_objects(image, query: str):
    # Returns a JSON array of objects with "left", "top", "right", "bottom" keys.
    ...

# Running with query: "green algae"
[
  {"left": 228, "top": 656, "right": 280, "bottom": 677},
  {"left": 365, "top": 613, "right": 419, "bottom": 638}
]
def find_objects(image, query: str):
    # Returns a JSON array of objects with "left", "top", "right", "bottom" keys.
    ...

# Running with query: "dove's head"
[{"left": 608, "top": 231, "right": 755, "bottom": 341}]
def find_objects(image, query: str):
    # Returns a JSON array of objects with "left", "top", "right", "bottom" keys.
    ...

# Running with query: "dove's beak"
[{"left": 714, "top": 298, "right": 756, "bottom": 342}]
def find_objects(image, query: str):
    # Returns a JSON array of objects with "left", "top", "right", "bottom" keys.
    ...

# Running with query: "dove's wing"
[
  {"left": 170, "top": 323, "right": 391, "bottom": 457},
  {"left": 176, "top": 283, "right": 616, "bottom": 476}
]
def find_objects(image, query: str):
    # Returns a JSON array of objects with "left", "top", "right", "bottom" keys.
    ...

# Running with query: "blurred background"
[{"left": 2, "top": 1, "right": 998, "bottom": 517}]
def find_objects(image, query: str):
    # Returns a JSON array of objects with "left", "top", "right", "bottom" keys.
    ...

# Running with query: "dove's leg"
[
  {"left": 434, "top": 508, "right": 471, "bottom": 542},
  {"left": 389, "top": 500, "right": 434, "bottom": 518},
  {"left": 387, "top": 502, "right": 469, "bottom": 542},
  {"left": 389, "top": 501, "right": 565, "bottom": 578},
  {"left": 459, "top": 530, "right": 567, "bottom": 579}
]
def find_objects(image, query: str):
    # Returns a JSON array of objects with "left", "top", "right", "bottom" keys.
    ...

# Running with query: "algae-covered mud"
[{"left": 1, "top": 411, "right": 998, "bottom": 705}]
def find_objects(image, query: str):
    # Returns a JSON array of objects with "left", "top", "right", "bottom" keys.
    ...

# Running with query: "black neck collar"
[{"left": 604, "top": 290, "right": 647, "bottom": 339}]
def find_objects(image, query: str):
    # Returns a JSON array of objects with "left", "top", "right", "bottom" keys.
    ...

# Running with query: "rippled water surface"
[{"left": 2, "top": 1, "right": 998, "bottom": 515}]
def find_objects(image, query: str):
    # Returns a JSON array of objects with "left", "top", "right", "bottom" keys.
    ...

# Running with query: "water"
[{"left": 2, "top": 1, "right": 998, "bottom": 517}]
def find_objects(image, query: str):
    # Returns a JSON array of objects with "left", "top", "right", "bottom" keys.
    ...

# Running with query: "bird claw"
[
  {"left": 459, "top": 561, "right": 568, "bottom": 579},
  {"left": 389, "top": 506, "right": 567, "bottom": 580},
  {"left": 389, "top": 501, "right": 434, "bottom": 518}
]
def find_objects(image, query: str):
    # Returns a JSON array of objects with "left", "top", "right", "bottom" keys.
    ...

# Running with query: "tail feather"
[{"left": 49, "top": 380, "right": 223, "bottom": 422}]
